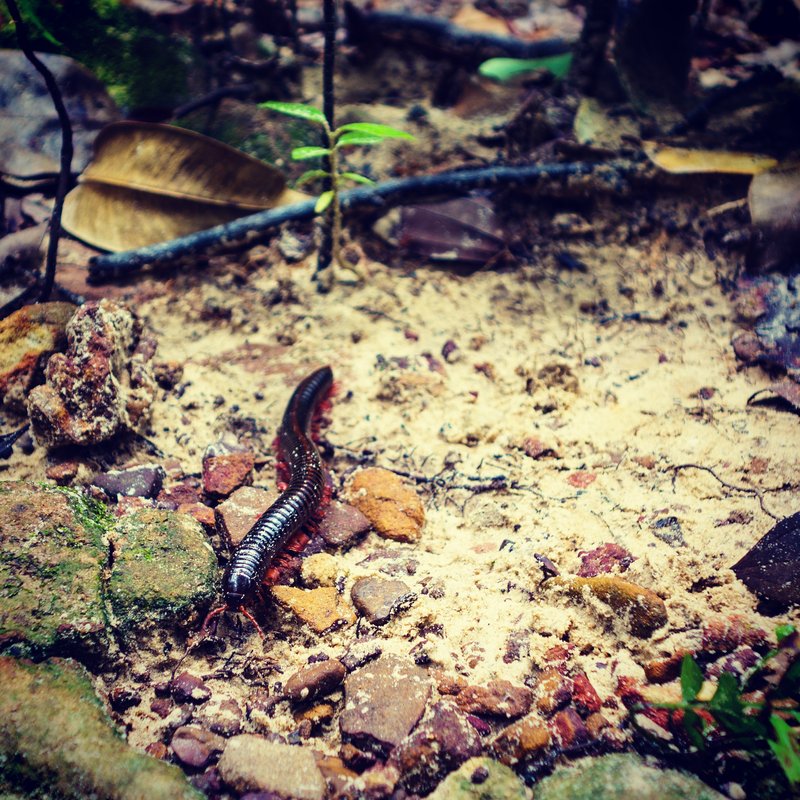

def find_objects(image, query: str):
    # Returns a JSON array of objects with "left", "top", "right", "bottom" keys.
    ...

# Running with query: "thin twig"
[
  {"left": 88, "top": 159, "right": 635, "bottom": 282},
  {"left": 3, "top": 0, "right": 73, "bottom": 314},
  {"left": 670, "top": 463, "right": 779, "bottom": 520}
]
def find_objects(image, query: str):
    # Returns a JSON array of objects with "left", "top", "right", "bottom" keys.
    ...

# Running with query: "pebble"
[
  {"left": 171, "top": 671, "right": 212, "bottom": 704},
  {"left": 318, "top": 501, "right": 372, "bottom": 549},
  {"left": 550, "top": 576, "right": 668, "bottom": 638},
  {"left": 108, "top": 686, "right": 141, "bottom": 712},
  {"left": 171, "top": 725, "right": 225, "bottom": 769},
  {"left": 215, "top": 486, "right": 279, "bottom": 548},
  {"left": 488, "top": 714, "right": 551, "bottom": 766},
  {"left": 392, "top": 701, "right": 483, "bottom": 794},
  {"left": 455, "top": 679, "right": 533, "bottom": 719},
  {"left": 350, "top": 576, "right": 417, "bottom": 625},
  {"left": 339, "top": 654, "right": 431, "bottom": 756},
  {"left": 0, "top": 301, "right": 74, "bottom": 411},
  {"left": 340, "top": 639, "right": 383, "bottom": 671},
  {"left": 701, "top": 615, "right": 767, "bottom": 654},
  {"left": 301, "top": 552, "right": 340, "bottom": 588},
  {"left": 531, "top": 668, "right": 573, "bottom": 716},
  {"left": 572, "top": 672, "right": 602, "bottom": 716},
  {"left": 643, "top": 651, "right": 692, "bottom": 684},
  {"left": 177, "top": 501, "right": 216, "bottom": 529},
  {"left": 577, "top": 543, "right": 635, "bottom": 577},
  {"left": 202, "top": 442, "right": 255, "bottom": 498},
  {"left": 347, "top": 467, "right": 425, "bottom": 543},
  {"left": 217, "top": 734, "right": 326, "bottom": 800},
  {"left": 650, "top": 516, "right": 687, "bottom": 547},
  {"left": 271, "top": 585, "right": 356, "bottom": 633},
  {"left": 92, "top": 464, "right": 165, "bottom": 499},
  {"left": 27, "top": 300, "right": 157, "bottom": 448},
  {"left": 284, "top": 659, "right": 347, "bottom": 703},
  {"left": 550, "top": 707, "right": 589, "bottom": 748},
  {"left": 193, "top": 697, "right": 244, "bottom": 737}
]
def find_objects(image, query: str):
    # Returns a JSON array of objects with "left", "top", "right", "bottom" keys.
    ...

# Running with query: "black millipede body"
[{"left": 222, "top": 365, "right": 333, "bottom": 607}]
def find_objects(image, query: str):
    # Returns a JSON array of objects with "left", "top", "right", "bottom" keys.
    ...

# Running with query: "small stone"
[
  {"left": 339, "top": 654, "right": 431, "bottom": 756},
  {"left": 643, "top": 651, "right": 692, "bottom": 684},
  {"left": 521, "top": 437, "right": 558, "bottom": 459},
  {"left": 151, "top": 698, "right": 173, "bottom": 718},
  {"left": 246, "top": 689, "right": 279, "bottom": 730},
  {"left": 108, "top": 686, "right": 141, "bottom": 712},
  {"left": 0, "top": 301, "right": 74, "bottom": 411},
  {"left": 550, "top": 708, "right": 589, "bottom": 748},
  {"left": 215, "top": 486, "right": 279, "bottom": 548},
  {"left": 284, "top": 659, "right": 346, "bottom": 703},
  {"left": 572, "top": 672, "right": 602, "bottom": 716},
  {"left": 318, "top": 501, "right": 372, "bottom": 549},
  {"left": 171, "top": 725, "right": 225, "bottom": 769},
  {"left": 194, "top": 697, "right": 244, "bottom": 737},
  {"left": 271, "top": 585, "right": 356, "bottom": 633},
  {"left": 171, "top": 672, "right": 212, "bottom": 704},
  {"left": 531, "top": 668, "right": 573, "bottom": 716},
  {"left": 585, "top": 712, "right": 611, "bottom": 738},
  {"left": 341, "top": 639, "right": 383, "bottom": 672},
  {"left": 577, "top": 543, "right": 636, "bottom": 577},
  {"left": 178, "top": 502, "right": 216, "bottom": 529},
  {"left": 428, "top": 757, "right": 527, "bottom": 800},
  {"left": 92, "top": 464, "right": 165, "bottom": 499},
  {"left": 153, "top": 360, "right": 183, "bottom": 389},
  {"left": 301, "top": 552, "right": 340, "bottom": 588},
  {"left": 392, "top": 701, "right": 483, "bottom": 794},
  {"left": 488, "top": 714, "right": 551, "bottom": 766},
  {"left": 550, "top": 576, "right": 668, "bottom": 638},
  {"left": 44, "top": 459, "right": 82, "bottom": 485},
  {"left": 533, "top": 752, "right": 726, "bottom": 799},
  {"left": 146, "top": 741, "right": 170, "bottom": 760},
  {"left": 340, "top": 742, "right": 377, "bottom": 771},
  {"left": 650, "top": 516, "right": 687, "bottom": 547},
  {"left": 294, "top": 702, "right": 335, "bottom": 727},
  {"left": 455, "top": 680, "right": 533, "bottom": 719},
  {"left": 347, "top": 467, "right": 425, "bottom": 543},
  {"left": 191, "top": 767, "right": 223, "bottom": 795},
  {"left": 701, "top": 616, "right": 767, "bottom": 654},
  {"left": 202, "top": 444, "right": 255, "bottom": 499},
  {"left": 217, "top": 734, "right": 326, "bottom": 800},
  {"left": 350, "top": 576, "right": 417, "bottom": 625},
  {"left": 157, "top": 480, "right": 202, "bottom": 508}
]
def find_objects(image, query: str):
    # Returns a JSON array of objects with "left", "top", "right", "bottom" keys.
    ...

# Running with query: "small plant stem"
[
  {"left": 1, "top": 0, "right": 73, "bottom": 319},
  {"left": 316, "top": 0, "right": 338, "bottom": 290}
]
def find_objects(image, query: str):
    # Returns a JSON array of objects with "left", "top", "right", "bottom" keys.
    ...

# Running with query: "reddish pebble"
[
  {"left": 203, "top": 448, "right": 254, "bottom": 498},
  {"left": 568, "top": 471, "right": 596, "bottom": 488},
  {"left": 577, "top": 543, "right": 635, "bottom": 577},
  {"left": 455, "top": 679, "right": 532, "bottom": 719},
  {"left": 572, "top": 672, "right": 602, "bottom": 716},
  {"left": 150, "top": 698, "right": 173, "bottom": 718},
  {"left": 171, "top": 725, "right": 225, "bottom": 769},
  {"left": 145, "top": 741, "right": 170, "bottom": 760},
  {"left": 550, "top": 707, "right": 589, "bottom": 748},
  {"left": 172, "top": 671, "right": 212, "bottom": 704}
]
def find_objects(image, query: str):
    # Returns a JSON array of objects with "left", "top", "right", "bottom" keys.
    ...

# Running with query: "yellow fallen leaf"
[{"left": 643, "top": 142, "right": 777, "bottom": 175}]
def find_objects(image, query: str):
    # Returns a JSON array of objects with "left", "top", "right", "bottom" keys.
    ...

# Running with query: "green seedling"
[
  {"left": 478, "top": 53, "right": 573, "bottom": 82},
  {"left": 261, "top": 101, "right": 414, "bottom": 277},
  {"left": 633, "top": 625, "right": 800, "bottom": 789}
]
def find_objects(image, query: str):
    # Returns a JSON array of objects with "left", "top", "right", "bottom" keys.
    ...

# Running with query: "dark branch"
[
  {"left": 4, "top": 0, "right": 74, "bottom": 313},
  {"left": 88, "top": 159, "right": 635, "bottom": 282}
]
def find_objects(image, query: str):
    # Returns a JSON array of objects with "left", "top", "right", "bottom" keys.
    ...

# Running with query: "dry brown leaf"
[
  {"left": 643, "top": 142, "right": 777, "bottom": 175},
  {"left": 451, "top": 5, "right": 510, "bottom": 36},
  {"left": 62, "top": 121, "right": 289, "bottom": 251}
]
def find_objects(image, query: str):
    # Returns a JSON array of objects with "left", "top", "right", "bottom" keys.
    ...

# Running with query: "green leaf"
[
  {"left": 709, "top": 673, "right": 742, "bottom": 713},
  {"left": 291, "top": 146, "right": 331, "bottom": 161},
  {"left": 682, "top": 709, "right": 707, "bottom": 750},
  {"left": 335, "top": 123, "right": 415, "bottom": 141},
  {"left": 340, "top": 172, "right": 376, "bottom": 186},
  {"left": 769, "top": 715, "right": 800, "bottom": 785},
  {"left": 478, "top": 53, "right": 573, "bottom": 82},
  {"left": 260, "top": 101, "right": 327, "bottom": 125},
  {"left": 336, "top": 132, "right": 385, "bottom": 148},
  {"left": 314, "top": 190, "right": 334, "bottom": 214},
  {"left": 777, "top": 624, "right": 796, "bottom": 643},
  {"left": 295, "top": 169, "right": 330, "bottom": 187},
  {"left": 681, "top": 655, "right": 704, "bottom": 704}
]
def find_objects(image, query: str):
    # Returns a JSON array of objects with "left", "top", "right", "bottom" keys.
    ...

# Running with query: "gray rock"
[
  {"left": 350, "top": 576, "right": 417, "bottom": 625},
  {"left": 339, "top": 654, "right": 431, "bottom": 756},
  {"left": 217, "top": 734, "right": 325, "bottom": 800},
  {"left": 428, "top": 757, "right": 527, "bottom": 800},
  {"left": 533, "top": 753, "right": 727, "bottom": 800},
  {"left": 318, "top": 501, "right": 372, "bottom": 549},
  {"left": 92, "top": 464, "right": 165, "bottom": 499}
]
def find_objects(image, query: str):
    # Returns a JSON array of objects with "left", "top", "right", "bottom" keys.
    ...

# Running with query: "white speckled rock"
[{"left": 217, "top": 734, "right": 325, "bottom": 800}]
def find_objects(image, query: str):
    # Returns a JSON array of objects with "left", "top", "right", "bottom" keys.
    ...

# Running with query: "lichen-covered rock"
[
  {"left": 488, "top": 714, "right": 551, "bottom": 766},
  {"left": 270, "top": 585, "right": 356, "bottom": 634},
  {"left": 0, "top": 482, "right": 111, "bottom": 658},
  {"left": 27, "top": 300, "right": 157, "bottom": 448},
  {"left": 532, "top": 753, "right": 726, "bottom": 799},
  {"left": 0, "top": 302, "right": 75, "bottom": 411},
  {"left": 350, "top": 575, "right": 417, "bottom": 625},
  {"left": 107, "top": 509, "right": 218, "bottom": 635},
  {"left": 347, "top": 467, "right": 425, "bottom": 543},
  {"left": 0, "top": 656, "right": 202, "bottom": 800},
  {"left": 428, "top": 757, "right": 528, "bottom": 800}
]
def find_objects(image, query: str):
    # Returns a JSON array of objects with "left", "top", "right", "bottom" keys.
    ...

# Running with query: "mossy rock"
[
  {"left": 0, "top": 482, "right": 111, "bottom": 659},
  {"left": 533, "top": 754, "right": 726, "bottom": 800},
  {"left": 107, "top": 508, "right": 218, "bottom": 634},
  {"left": 429, "top": 757, "right": 528, "bottom": 800},
  {"left": 0, "top": 656, "right": 202, "bottom": 800}
]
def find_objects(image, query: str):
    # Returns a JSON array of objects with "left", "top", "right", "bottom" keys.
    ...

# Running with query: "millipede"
[{"left": 203, "top": 365, "right": 334, "bottom": 633}]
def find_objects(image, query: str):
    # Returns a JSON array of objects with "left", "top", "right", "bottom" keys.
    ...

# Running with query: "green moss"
[
  {"left": 55, "top": 486, "right": 115, "bottom": 547},
  {"left": 0, "top": 656, "right": 202, "bottom": 800}
]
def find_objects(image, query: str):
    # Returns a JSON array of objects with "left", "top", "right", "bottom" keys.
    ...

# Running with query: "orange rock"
[
  {"left": 489, "top": 715, "right": 551, "bottom": 766},
  {"left": 347, "top": 467, "right": 424, "bottom": 543},
  {"left": 271, "top": 586, "right": 355, "bottom": 633},
  {"left": 550, "top": 575, "right": 667, "bottom": 638}
]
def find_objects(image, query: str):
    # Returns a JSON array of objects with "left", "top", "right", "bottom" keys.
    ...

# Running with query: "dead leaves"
[{"left": 62, "top": 122, "right": 296, "bottom": 251}]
